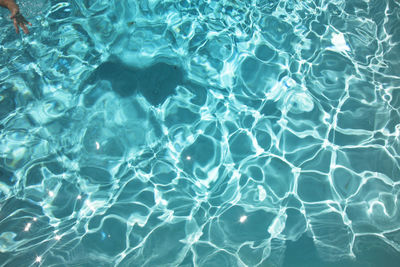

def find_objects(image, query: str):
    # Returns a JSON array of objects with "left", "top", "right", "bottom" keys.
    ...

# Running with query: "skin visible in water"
[{"left": 0, "top": 0, "right": 31, "bottom": 34}]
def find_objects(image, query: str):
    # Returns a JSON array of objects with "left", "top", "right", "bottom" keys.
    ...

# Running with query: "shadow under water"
[{"left": 89, "top": 61, "right": 184, "bottom": 106}]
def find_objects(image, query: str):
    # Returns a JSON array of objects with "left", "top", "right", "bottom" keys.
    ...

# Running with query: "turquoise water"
[{"left": 1, "top": 0, "right": 400, "bottom": 266}]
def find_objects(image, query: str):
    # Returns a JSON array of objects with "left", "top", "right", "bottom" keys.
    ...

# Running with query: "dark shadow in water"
[{"left": 89, "top": 61, "right": 184, "bottom": 106}]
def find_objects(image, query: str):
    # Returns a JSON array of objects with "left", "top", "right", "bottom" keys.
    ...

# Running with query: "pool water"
[{"left": 0, "top": 0, "right": 400, "bottom": 266}]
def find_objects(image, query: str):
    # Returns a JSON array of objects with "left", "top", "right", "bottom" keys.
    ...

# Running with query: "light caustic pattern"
[{"left": 0, "top": 0, "right": 400, "bottom": 266}]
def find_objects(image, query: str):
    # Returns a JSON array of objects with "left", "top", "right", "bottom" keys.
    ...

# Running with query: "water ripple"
[{"left": 0, "top": 0, "right": 400, "bottom": 266}]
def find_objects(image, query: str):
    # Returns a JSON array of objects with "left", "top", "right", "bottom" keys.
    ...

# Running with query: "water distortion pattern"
[{"left": 0, "top": 0, "right": 400, "bottom": 266}]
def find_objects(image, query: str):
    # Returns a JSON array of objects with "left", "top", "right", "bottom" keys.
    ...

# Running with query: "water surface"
[{"left": 0, "top": 1, "right": 400, "bottom": 266}]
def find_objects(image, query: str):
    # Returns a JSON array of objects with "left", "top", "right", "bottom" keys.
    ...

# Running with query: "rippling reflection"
[{"left": 0, "top": 0, "right": 400, "bottom": 266}]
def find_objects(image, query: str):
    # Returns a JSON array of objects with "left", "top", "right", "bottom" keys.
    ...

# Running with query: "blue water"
[{"left": 1, "top": 0, "right": 400, "bottom": 266}]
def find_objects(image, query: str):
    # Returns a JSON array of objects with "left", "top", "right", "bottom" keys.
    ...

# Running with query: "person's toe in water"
[{"left": 0, "top": 0, "right": 31, "bottom": 34}]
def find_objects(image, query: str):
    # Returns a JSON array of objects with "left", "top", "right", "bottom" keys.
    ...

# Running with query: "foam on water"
[{"left": 1, "top": 0, "right": 400, "bottom": 266}]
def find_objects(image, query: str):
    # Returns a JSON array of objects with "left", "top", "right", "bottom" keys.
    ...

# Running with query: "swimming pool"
[{"left": 0, "top": 0, "right": 399, "bottom": 266}]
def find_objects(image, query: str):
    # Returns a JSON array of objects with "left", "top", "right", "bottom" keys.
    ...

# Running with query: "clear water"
[{"left": 0, "top": 0, "right": 400, "bottom": 266}]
